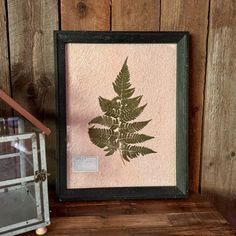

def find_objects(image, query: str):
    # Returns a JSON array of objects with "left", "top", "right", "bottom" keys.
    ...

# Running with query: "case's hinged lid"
[{"left": 34, "top": 170, "right": 50, "bottom": 183}]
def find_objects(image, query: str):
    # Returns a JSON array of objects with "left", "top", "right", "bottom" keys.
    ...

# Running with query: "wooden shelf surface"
[{"left": 20, "top": 193, "right": 236, "bottom": 235}]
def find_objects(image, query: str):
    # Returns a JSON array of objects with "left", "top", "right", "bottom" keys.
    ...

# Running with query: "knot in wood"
[
  {"left": 27, "top": 82, "right": 38, "bottom": 99},
  {"left": 77, "top": 1, "right": 87, "bottom": 17}
]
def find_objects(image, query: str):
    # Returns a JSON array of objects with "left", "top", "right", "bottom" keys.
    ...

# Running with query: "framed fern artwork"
[{"left": 54, "top": 31, "right": 188, "bottom": 201}]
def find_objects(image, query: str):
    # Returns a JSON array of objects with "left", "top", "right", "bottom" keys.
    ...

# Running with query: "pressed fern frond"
[
  {"left": 120, "top": 104, "right": 147, "bottom": 122},
  {"left": 120, "top": 133, "right": 154, "bottom": 144},
  {"left": 120, "top": 120, "right": 151, "bottom": 133},
  {"left": 99, "top": 97, "right": 120, "bottom": 118},
  {"left": 89, "top": 115, "right": 118, "bottom": 128},
  {"left": 122, "top": 95, "right": 142, "bottom": 109},
  {"left": 88, "top": 127, "right": 119, "bottom": 156},
  {"left": 112, "top": 58, "right": 133, "bottom": 98},
  {"left": 121, "top": 144, "right": 157, "bottom": 161},
  {"left": 88, "top": 58, "right": 156, "bottom": 162}
]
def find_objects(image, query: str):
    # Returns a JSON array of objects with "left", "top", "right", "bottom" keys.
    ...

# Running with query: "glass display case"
[{"left": 0, "top": 117, "right": 50, "bottom": 236}]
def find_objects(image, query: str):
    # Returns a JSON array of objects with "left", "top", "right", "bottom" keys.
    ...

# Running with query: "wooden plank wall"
[
  {"left": 0, "top": 0, "right": 59, "bottom": 185},
  {"left": 160, "top": 0, "right": 209, "bottom": 193},
  {"left": 201, "top": 0, "right": 236, "bottom": 227},
  {"left": 61, "top": 0, "right": 110, "bottom": 30},
  {"left": 0, "top": 0, "right": 11, "bottom": 116},
  {"left": 0, "top": 0, "right": 235, "bottom": 227}
]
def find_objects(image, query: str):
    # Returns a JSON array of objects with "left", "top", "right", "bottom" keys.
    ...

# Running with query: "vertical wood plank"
[
  {"left": 112, "top": 0, "right": 160, "bottom": 31},
  {"left": 0, "top": 0, "right": 11, "bottom": 116},
  {"left": 161, "top": 0, "right": 209, "bottom": 192},
  {"left": 61, "top": 0, "right": 110, "bottom": 30},
  {"left": 201, "top": 0, "right": 236, "bottom": 227},
  {"left": 7, "top": 0, "right": 59, "bottom": 185}
]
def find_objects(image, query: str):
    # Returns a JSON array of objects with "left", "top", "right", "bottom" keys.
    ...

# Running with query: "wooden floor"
[{"left": 21, "top": 194, "right": 236, "bottom": 236}]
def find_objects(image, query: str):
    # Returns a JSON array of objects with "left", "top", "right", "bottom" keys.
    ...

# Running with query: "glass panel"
[
  {"left": 0, "top": 117, "right": 25, "bottom": 135},
  {"left": 0, "top": 181, "right": 41, "bottom": 229},
  {"left": 0, "top": 138, "right": 34, "bottom": 181}
]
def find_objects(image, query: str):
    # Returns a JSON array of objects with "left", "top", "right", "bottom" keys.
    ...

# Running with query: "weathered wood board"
[
  {"left": 112, "top": 0, "right": 160, "bottom": 31},
  {"left": 61, "top": 0, "right": 110, "bottom": 30},
  {"left": 0, "top": 0, "right": 11, "bottom": 116},
  {"left": 161, "top": 0, "right": 209, "bottom": 193},
  {"left": 7, "top": 0, "right": 59, "bottom": 185},
  {"left": 21, "top": 194, "right": 236, "bottom": 235},
  {"left": 201, "top": 0, "right": 236, "bottom": 227}
]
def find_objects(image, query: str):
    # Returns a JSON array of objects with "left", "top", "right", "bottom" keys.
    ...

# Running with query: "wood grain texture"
[
  {"left": 161, "top": 0, "right": 209, "bottom": 193},
  {"left": 21, "top": 194, "right": 236, "bottom": 235},
  {"left": 0, "top": 0, "right": 11, "bottom": 116},
  {"left": 201, "top": 0, "right": 236, "bottom": 228},
  {"left": 7, "top": 0, "right": 58, "bottom": 185},
  {"left": 61, "top": 0, "right": 110, "bottom": 30},
  {"left": 112, "top": 0, "right": 160, "bottom": 31},
  {"left": 49, "top": 193, "right": 215, "bottom": 217}
]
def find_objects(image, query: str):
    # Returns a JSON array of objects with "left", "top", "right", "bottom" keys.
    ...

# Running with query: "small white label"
[{"left": 72, "top": 156, "right": 98, "bottom": 172}]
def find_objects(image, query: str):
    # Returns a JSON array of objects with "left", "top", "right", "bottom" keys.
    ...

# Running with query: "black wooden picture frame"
[{"left": 54, "top": 31, "right": 188, "bottom": 201}]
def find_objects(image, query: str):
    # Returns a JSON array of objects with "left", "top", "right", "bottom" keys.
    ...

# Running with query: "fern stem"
[
  {"left": 118, "top": 148, "right": 125, "bottom": 165},
  {"left": 117, "top": 109, "right": 125, "bottom": 165}
]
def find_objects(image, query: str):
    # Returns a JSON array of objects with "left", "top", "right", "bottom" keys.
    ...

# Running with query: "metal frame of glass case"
[{"left": 0, "top": 117, "right": 50, "bottom": 236}]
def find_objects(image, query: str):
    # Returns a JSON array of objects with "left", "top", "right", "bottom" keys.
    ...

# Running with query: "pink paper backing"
[{"left": 65, "top": 43, "right": 177, "bottom": 188}]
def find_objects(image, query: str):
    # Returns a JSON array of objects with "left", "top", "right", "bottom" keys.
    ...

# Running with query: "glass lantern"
[{"left": 0, "top": 117, "right": 50, "bottom": 236}]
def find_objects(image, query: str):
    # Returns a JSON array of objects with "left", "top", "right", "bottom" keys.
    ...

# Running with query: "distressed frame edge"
[
  {"left": 54, "top": 31, "right": 67, "bottom": 199},
  {"left": 176, "top": 34, "right": 189, "bottom": 196}
]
